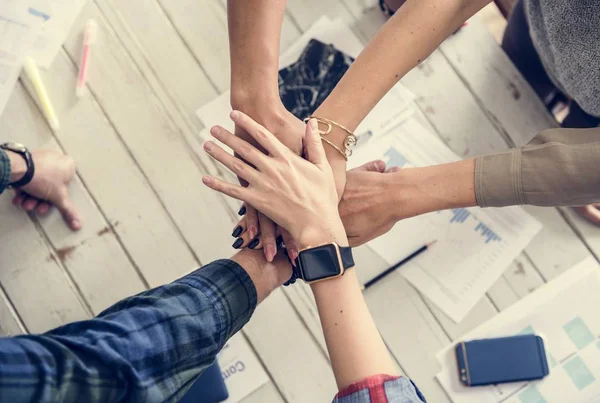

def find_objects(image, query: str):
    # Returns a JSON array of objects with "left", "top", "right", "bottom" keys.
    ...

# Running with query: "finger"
[
  {"left": 304, "top": 118, "right": 327, "bottom": 167},
  {"left": 203, "top": 140, "right": 259, "bottom": 185},
  {"left": 56, "top": 194, "right": 83, "bottom": 231},
  {"left": 245, "top": 205, "right": 259, "bottom": 240},
  {"left": 352, "top": 159, "right": 386, "bottom": 173},
  {"left": 385, "top": 166, "right": 402, "bottom": 173},
  {"left": 280, "top": 228, "right": 299, "bottom": 263},
  {"left": 247, "top": 236, "right": 262, "bottom": 250},
  {"left": 35, "top": 202, "right": 52, "bottom": 215},
  {"left": 230, "top": 110, "right": 286, "bottom": 157},
  {"left": 209, "top": 126, "right": 270, "bottom": 170},
  {"left": 259, "top": 212, "right": 277, "bottom": 263},
  {"left": 12, "top": 191, "right": 25, "bottom": 206},
  {"left": 202, "top": 175, "right": 255, "bottom": 206},
  {"left": 21, "top": 196, "right": 39, "bottom": 212}
]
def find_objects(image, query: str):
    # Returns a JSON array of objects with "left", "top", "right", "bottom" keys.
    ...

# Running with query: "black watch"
[
  {"left": 1, "top": 143, "right": 35, "bottom": 188},
  {"left": 293, "top": 243, "right": 355, "bottom": 284}
]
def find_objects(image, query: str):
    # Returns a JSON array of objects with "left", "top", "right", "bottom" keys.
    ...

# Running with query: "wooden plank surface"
[
  {"left": 13, "top": 80, "right": 147, "bottom": 314},
  {"left": 0, "top": 1, "right": 596, "bottom": 402},
  {"left": 63, "top": 3, "right": 237, "bottom": 265}
]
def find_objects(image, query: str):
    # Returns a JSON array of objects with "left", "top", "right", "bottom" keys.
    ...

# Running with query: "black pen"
[{"left": 362, "top": 240, "right": 437, "bottom": 290}]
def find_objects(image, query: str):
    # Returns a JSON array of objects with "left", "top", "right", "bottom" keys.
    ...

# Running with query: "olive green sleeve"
[{"left": 475, "top": 127, "right": 600, "bottom": 207}]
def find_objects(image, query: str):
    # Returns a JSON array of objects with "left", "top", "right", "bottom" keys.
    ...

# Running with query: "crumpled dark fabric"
[{"left": 278, "top": 39, "right": 354, "bottom": 120}]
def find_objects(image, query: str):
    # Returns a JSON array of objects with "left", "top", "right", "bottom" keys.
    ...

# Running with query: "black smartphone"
[{"left": 456, "top": 334, "right": 550, "bottom": 386}]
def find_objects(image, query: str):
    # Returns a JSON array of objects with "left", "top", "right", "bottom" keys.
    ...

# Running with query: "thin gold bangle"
[
  {"left": 304, "top": 116, "right": 358, "bottom": 160},
  {"left": 320, "top": 137, "right": 347, "bottom": 160}
]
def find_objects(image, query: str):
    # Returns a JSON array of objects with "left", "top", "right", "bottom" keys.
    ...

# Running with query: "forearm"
[
  {"left": 304, "top": 228, "right": 397, "bottom": 389},
  {"left": 312, "top": 271, "right": 398, "bottom": 389},
  {"left": 314, "top": 0, "right": 490, "bottom": 168},
  {"left": 0, "top": 252, "right": 289, "bottom": 402},
  {"left": 228, "top": 0, "right": 287, "bottom": 109},
  {"left": 477, "top": 127, "right": 600, "bottom": 207},
  {"left": 392, "top": 159, "right": 477, "bottom": 219}
]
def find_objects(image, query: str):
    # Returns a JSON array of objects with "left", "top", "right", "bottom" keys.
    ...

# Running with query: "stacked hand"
[
  {"left": 232, "top": 106, "right": 306, "bottom": 262},
  {"left": 203, "top": 112, "right": 348, "bottom": 253},
  {"left": 9, "top": 149, "right": 82, "bottom": 230}
]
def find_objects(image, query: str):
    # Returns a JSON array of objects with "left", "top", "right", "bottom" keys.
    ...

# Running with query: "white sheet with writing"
[{"left": 349, "top": 118, "right": 542, "bottom": 322}]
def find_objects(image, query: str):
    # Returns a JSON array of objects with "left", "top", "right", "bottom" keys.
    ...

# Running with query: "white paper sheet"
[
  {"left": 435, "top": 257, "right": 600, "bottom": 403},
  {"left": 30, "top": 0, "right": 88, "bottom": 68},
  {"left": 349, "top": 119, "right": 542, "bottom": 322},
  {"left": 218, "top": 333, "right": 269, "bottom": 403},
  {"left": 0, "top": 1, "right": 44, "bottom": 117}
]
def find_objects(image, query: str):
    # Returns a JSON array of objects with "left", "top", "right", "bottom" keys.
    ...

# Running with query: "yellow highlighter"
[{"left": 23, "top": 57, "right": 60, "bottom": 131}]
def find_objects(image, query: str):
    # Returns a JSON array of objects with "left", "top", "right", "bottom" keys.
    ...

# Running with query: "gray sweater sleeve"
[
  {"left": 475, "top": 127, "right": 600, "bottom": 207},
  {"left": 0, "top": 149, "right": 10, "bottom": 194}
]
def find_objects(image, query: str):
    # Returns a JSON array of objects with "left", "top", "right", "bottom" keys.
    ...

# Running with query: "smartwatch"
[
  {"left": 0, "top": 143, "right": 35, "bottom": 188},
  {"left": 293, "top": 243, "right": 355, "bottom": 284}
]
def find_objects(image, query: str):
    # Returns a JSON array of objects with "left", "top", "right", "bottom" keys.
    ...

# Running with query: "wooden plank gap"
[
  {"left": 239, "top": 330, "right": 289, "bottom": 402},
  {"left": 28, "top": 218, "right": 95, "bottom": 318},
  {"left": 437, "top": 51, "right": 517, "bottom": 149},
  {"left": 146, "top": 0, "right": 222, "bottom": 93},
  {"left": 556, "top": 207, "right": 600, "bottom": 268},
  {"left": 0, "top": 282, "right": 28, "bottom": 334},
  {"left": 281, "top": 288, "right": 330, "bottom": 358},
  {"left": 49, "top": 48, "right": 218, "bottom": 268},
  {"left": 20, "top": 79, "right": 155, "bottom": 290},
  {"left": 81, "top": 3, "right": 220, "bottom": 176}
]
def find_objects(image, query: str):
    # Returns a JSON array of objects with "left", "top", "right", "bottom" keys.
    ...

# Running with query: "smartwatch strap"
[{"left": 339, "top": 246, "right": 355, "bottom": 269}]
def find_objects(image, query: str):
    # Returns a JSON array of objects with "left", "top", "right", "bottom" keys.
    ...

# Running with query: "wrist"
[
  {"left": 230, "top": 81, "right": 282, "bottom": 113},
  {"left": 392, "top": 159, "right": 477, "bottom": 220},
  {"left": 231, "top": 248, "right": 292, "bottom": 303},
  {"left": 6, "top": 150, "right": 27, "bottom": 183},
  {"left": 296, "top": 219, "right": 349, "bottom": 250}
]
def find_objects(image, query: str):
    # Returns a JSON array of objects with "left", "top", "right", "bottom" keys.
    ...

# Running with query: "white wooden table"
[{"left": 1, "top": 1, "right": 598, "bottom": 402}]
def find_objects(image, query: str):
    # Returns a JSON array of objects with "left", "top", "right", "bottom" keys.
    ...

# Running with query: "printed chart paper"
[
  {"left": 30, "top": 0, "right": 88, "bottom": 68},
  {"left": 349, "top": 119, "right": 542, "bottom": 322},
  {"left": 436, "top": 257, "right": 600, "bottom": 403},
  {"left": 0, "top": 1, "right": 44, "bottom": 117}
]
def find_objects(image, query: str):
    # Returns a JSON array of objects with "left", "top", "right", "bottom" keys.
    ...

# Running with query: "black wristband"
[{"left": 1, "top": 143, "right": 35, "bottom": 188}]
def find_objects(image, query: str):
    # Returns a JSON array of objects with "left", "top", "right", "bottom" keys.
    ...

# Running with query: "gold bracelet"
[{"left": 305, "top": 116, "right": 358, "bottom": 160}]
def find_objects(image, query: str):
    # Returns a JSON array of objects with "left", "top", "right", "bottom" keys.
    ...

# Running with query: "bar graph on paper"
[
  {"left": 351, "top": 119, "right": 542, "bottom": 322},
  {"left": 449, "top": 209, "right": 502, "bottom": 244}
]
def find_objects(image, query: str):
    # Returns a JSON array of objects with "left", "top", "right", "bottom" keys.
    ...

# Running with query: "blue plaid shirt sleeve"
[
  {"left": 0, "top": 259, "right": 257, "bottom": 403},
  {"left": 0, "top": 149, "right": 11, "bottom": 194}
]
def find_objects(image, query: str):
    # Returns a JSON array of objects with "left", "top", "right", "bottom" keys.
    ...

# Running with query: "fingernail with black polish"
[
  {"left": 232, "top": 238, "right": 244, "bottom": 249},
  {"left": 248, "top": 238, "right": 260, "bottom": 249},
  {"left": 238, "top": 205, "right": 246, "bottom": 216},
  {"left": 232, "top": 226, "right": 243, "bottom": 238}
]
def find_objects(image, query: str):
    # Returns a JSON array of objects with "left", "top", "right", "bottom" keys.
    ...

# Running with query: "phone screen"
[{"left": 456, "top": 334, "right": 550, "bottom": 386}]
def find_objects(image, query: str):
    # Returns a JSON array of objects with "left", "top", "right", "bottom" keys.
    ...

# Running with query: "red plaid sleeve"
[{"left": 333, "top": 374, "right": 426, "bottom": 402}]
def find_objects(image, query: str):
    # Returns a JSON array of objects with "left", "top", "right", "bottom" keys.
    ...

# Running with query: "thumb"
[
  {"left": 56, "top": 195, "right": 83, "bottom": 231},
  {"left": 351, "top": 160, "right": 386, "bottom": 173},
  {"left": 304, "top": 119, "right": 327, "bottom": 166}
]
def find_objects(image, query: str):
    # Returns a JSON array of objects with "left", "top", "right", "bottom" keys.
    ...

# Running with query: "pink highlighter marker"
[{"left": 76, "top": 20, "right": 98, "bottom": 97}]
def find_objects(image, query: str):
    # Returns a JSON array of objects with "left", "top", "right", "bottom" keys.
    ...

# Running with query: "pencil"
[
  {"left": 362, "top": 240, "right": 437, "bottom": 290},
  {"left": 23, "top": 57, "right": 60, "bottom": 131}
]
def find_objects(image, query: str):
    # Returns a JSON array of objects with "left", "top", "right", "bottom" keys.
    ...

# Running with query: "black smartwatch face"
[{"left": 298, "top": 244, "right": 343, "bottom": 283}]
